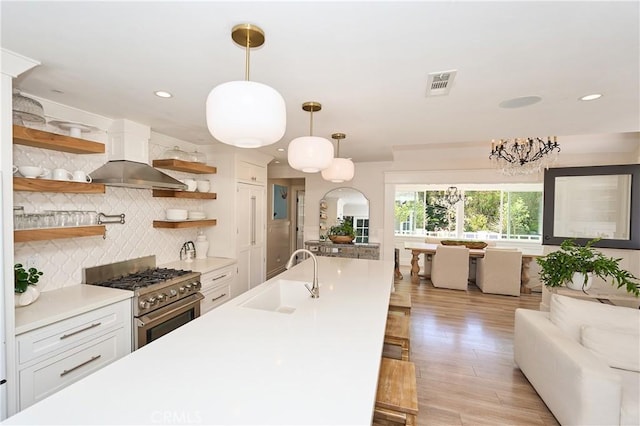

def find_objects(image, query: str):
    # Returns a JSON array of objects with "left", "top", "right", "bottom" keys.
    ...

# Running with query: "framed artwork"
[{"left": 272, "top": 184, "right": 288, "bottom": 220}]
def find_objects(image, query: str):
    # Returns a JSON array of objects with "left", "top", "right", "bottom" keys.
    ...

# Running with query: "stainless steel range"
[{"left": 83, "top": 255, "right": 203, "bottom": 350}]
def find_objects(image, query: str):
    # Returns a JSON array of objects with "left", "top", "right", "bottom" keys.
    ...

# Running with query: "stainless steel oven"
[{"left": 135, "top": 292, "right": 203, "bottom": 348}]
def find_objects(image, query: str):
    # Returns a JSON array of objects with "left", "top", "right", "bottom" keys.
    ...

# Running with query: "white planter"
[
  {"left": 566, "top": 272, "right": 593, "bottom": 291},
  {"left": 15, "top": 286, "right": 40, "bottom": 307}
]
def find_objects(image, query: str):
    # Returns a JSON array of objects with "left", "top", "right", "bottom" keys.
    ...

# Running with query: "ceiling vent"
[{"left": 425, "top": 70, "right": 457, "bottom": 97}]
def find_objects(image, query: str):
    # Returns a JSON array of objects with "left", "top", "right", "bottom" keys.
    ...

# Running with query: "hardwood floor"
[{"left": 392, "top": 267, "right": 559, "bottom": 426}]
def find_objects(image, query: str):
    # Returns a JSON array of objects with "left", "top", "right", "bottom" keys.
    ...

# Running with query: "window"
[{"left": 394, "top": 184, "right": 543, "bottom": 242}]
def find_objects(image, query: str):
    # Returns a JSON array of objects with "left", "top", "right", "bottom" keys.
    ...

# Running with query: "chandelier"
[
  {"left": 321, "top": 133, "right": 354, "bottom": 183},
  {"left": 439, "top": 186, "right": 463, "bottom": 207},
  {"left": 489, "top": 137, "right": 560, "bottom": 175},
  {"left": 206, "top": 23, "right": 286, "bottom": 148}
]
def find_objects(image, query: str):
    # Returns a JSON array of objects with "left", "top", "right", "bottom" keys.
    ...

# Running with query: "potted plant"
[
  {"left": 327, "top": 218, "right": 355, "bottom": 244},
  {"left": 14, "top": 263, "right": 43, "bottom": 307},
  {"left": 537, "top": 238, "right": 639, "bottom": 296}
]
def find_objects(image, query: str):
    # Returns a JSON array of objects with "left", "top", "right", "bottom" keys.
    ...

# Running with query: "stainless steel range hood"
[
  {"left": 90, "top": 160, "right": 186, "bottom": 190},
  {"left": 90, "top": 119, "right": 187, "bottom": 190}
]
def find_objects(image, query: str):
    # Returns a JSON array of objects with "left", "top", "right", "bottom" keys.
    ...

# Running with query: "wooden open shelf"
[
  {"left": 13, "top": 125, "right": 105, "bottom": 154},
  {"left": 14, "top": 177, "right": 105, "bottom": 194},
  {"left": 152, "top": 189, "right": 217, "bottom": 200},
  {"left": 152, "top": 159, "right": 216, "bottom": 174},
  {"left": 153, "top": 219, "right": 217, "bottom": 229},
  {"left": 14, "top": 225, "right": 106, "bottom": 243}
]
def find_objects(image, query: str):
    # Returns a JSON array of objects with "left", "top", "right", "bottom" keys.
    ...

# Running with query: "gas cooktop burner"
[{"left": 93, "top": 268, "right": 192, "bottom": 291}]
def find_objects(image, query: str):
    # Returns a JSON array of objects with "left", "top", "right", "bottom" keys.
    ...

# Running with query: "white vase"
[
  {"left": 566, "top": 272, "right": 593, "bottom": 291},
  {"left": 15, "top": 285, "right": 40, "bottom": 307}
]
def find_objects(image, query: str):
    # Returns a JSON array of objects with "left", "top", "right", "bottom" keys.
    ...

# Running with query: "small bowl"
[
  {"left": 188, "top": 211, "right": 206, "bottom": 220},
  {"left": 18, "top": 166, "right": 45, "bottom": 178},
  {"left": 166, "top": 209, "right": 188, "bottom": 221}
]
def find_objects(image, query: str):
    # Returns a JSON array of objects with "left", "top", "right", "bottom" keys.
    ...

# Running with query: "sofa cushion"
[
  {"left": 549, "top": 294, "right": 640, "bottom": 342},
  {"left": 581, "top": 325, "right": 640, "bottom": 372},
  {"left": 618, "top": 368, "right": 640, "bottom": 426}
]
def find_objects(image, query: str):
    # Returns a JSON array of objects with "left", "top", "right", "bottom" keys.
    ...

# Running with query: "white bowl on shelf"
[
  {"left": 166, "top": 209, "right": 188, "bottom": 221},
  {"left": 188, "top": 211, "right": 206, "bottom": 220}
]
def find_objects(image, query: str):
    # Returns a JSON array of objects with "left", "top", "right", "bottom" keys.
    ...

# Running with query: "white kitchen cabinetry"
[
  {"left": 237, "top": 183, "right": 266, "bottom": 292},
  {"left": 15, "top": 299, "right": 131, "bottom": 410},
  {"left": 200, "top": 264, "right": 236, "bottom": 314},
  {"left": 237, "top": 160, "right": 266, "bottom": 184}
]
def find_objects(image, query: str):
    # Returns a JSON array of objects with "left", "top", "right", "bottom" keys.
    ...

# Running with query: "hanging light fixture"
[
  {"left": 439, "top": 186, "right": 463, "bottom": 207},
  {"left": 489, "top": 137, "right": 560, "bottom": 175},
  {"left": 321, "top": 133, "right": 354, "bottom": 183},
  {"left": 206, "top": 23, "right": 286, "bottom": 148},
  {"left": 287, "top": 102, "right": 334, "bottom": 173}
]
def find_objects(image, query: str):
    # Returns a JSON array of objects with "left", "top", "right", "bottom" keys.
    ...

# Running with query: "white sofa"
[{"left": 514, "top": 294, "right": 639, "bottom": 425}]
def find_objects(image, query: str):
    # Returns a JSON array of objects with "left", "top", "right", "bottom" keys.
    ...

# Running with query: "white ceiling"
[{"left": 2, "top": 1, "right": 639, "bottom": 164}]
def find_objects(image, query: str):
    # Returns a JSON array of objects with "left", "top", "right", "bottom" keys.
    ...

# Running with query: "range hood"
[
  {"left": 90, "top": 119, "right": 187, "bottom": 190},
  {"left": 90, "top": 160, "right": 186, "bottom": 190}
]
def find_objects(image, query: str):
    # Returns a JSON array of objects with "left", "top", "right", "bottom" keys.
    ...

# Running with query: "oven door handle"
[{"left": 137, "top": 293, "right": 204, "bottom": 327}]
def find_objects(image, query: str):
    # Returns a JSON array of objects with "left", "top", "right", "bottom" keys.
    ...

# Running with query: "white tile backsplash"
[{"left": 13, "top": 141, "right": 213, "bottom": 292}]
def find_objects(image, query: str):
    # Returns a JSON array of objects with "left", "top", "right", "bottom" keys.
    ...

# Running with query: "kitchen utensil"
[
  {"left": 48, "top": 120, "right": 99, "bottom": 138},
  {"left": 180, "top": 178, "right": 197, "bottom": 192},
  {"left": 18, "top": 166, "right": 49, "bottom": 179},
  {"left": 52, "top": 168, "right": 73, "bottom": 181},
  {"left": 72, "top": 170, "right": 92, "bottom": 183},
  {"left": 12, "top": 90, "right": 45, "bottom": 125},
  {"left": 196, "top": 180, "right": 210, "bottom": 193},
  {"left": 160, "top": 146, "right": 189, "bottom": 161},
  {"left": 166, "top": 209, "right": 188, "bottom": 221}
]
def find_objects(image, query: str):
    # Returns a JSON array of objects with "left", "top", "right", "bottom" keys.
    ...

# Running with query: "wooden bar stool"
[
  {"left": 389, "top": 291, "right": 411, "bottom": 316},
  {"left": 374, "top": 358, "right": 418, "bottom": 426},
  {"left": 384, "top": 312, "right": 410, "bottom": 361}
]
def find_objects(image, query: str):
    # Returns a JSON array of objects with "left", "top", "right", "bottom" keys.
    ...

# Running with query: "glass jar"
[{"left": 161, "top": 146, "right": 189, "bottom": 161}]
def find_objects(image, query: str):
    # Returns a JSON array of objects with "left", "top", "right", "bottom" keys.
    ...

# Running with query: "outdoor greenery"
[
  {"left": 14, "top": 263, "right": 43, "bottom": 293},
  {"left": 537, "top": 239, "right": 639, "bottom": 296},
  {"left": 395, "top": 189, "right": 542, "bottom": 239}
]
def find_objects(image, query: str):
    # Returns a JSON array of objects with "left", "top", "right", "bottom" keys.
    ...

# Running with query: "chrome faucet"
[{"left": 286, "top": 249, "right": 319, "bottom": 298}]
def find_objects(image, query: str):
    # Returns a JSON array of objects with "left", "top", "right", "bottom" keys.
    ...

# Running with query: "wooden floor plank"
[{"left": 394, "top": 267, "right": 559, "bottom": 426}]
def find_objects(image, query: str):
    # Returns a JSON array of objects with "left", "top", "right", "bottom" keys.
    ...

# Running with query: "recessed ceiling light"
[
  {"left": 579, "top": 93, "right": 602, "bottom": 101},
  {"left": 499, "top": 96, "right": 542, "bottom": 109},
  {"left": 154, "top": 91, "right": 173, "bottom": 98},
  {"left": 277, "top": 148, "right": 285, "bottom": 152}
]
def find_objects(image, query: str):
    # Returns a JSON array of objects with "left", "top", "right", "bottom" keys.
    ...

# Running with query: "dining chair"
[
  {"left": 476, "top": 248, "right": 522, "bottom": 296},
  {"left": 430, "top": 245, "right": 470, "bottom": 290}
]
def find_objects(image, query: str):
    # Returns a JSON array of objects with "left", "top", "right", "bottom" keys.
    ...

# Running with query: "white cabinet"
[
  {"left": 15, "top": 299, "right": 131, "bottom": 410},
  {"left": 200, "top": 264, "right": 236, "bottom": 314},
  {"left": 237, "top": 183, "right": 266, "bottom": 291},
  {"left": 237, "top": 160, "right": 266, "bottom": 184}
]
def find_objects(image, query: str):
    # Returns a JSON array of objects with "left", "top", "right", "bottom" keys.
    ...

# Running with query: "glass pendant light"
[
  {"left": 321, "top": 133, "right": 354, "bottom": 183},
  {"left": 206, "top": 23, "right": 286, "bottom": 148},
  {"left": 287, "top": 102, "right": 334, "bottom": 173}
]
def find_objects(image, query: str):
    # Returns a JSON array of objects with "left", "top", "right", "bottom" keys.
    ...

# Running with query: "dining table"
[{"left": 403, "top": 242, "right": 545, "bottom": 293}]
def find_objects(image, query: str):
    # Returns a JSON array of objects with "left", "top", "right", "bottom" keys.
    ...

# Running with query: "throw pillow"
[
  {"left": 549, "top": 294, "right": 640, "bottom": 342},
  {"left": 581, "top": 325, "right": 640, "bottom": 372}
]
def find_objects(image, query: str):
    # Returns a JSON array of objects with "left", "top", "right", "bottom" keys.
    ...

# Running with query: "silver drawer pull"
[
  {"left": 60, "top": 355, "right": 101, "bottom": 377},
  {"left": 211, "top": 293, "right": 227, "bottom": 302},
  {"left": 59, "top": 322, "right": 102, "bottom": 340},
  {"left": 210, "top": 273, "right": 229, "bottom": 282}
]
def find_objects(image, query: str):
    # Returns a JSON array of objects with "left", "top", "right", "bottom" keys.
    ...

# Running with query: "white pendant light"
[
  {"left": 206, "top": 23, "right": 286, "bottom": 148},
  {"left": 287, "top": 102, "right": 334, "bottom": 173},
  {"left": 321, "top": 133, "right": 355, "bottom": 183}
]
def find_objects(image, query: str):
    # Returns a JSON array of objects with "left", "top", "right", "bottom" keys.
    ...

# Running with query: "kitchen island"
[{"left": 4, "top": 256, "right": 394, "bottom": 425}]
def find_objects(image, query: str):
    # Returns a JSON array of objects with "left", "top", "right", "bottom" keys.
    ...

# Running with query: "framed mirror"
[
  {"left": 542, "top": 164, "right": 640, "bottom": 249},
  {"left": 320, "top": 188, "right": 370, "bottom": 243}
]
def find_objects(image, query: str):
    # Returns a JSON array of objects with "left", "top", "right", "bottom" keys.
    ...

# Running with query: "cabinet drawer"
[
  {"left": 200, "top": 266, "right": 235, "bottom": 291},
  {"left": 17, "top": 300, "right": 130, "bottom": 365},
  {"left": 19, "top": 330, "right": 128, "bottom": 410},
  {"left": 201, "top": 283, "right": 231, "bottom": 314}
]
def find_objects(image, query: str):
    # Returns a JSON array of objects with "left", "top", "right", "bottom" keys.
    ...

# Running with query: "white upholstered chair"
[
  {"left": 430, "top": 245, "right": 470, "bottom": 290},
  {"left": 475, "top": 248, "right": 522, "bottom": 296}
]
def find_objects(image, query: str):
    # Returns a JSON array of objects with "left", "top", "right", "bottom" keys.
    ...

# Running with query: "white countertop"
[
  {"left": 14, "top": 285, "right": 133, "bottom": 335},
  {"left": 160, "top": 256, "right": 236, "bottom": 273},
  {"left": 5, "top": 257, "right": 394, "bottom": 425}
]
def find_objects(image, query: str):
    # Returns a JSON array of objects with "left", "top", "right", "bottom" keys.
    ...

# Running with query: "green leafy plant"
[
  {"left": 536, "top": 238, "right": 639, "bottom": 296},
  {"left": 14, "top": 263, "right": 43, "bottom": 293},
  {"left": 328, "top": 218, "right": 355, "bottom": 237}
]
